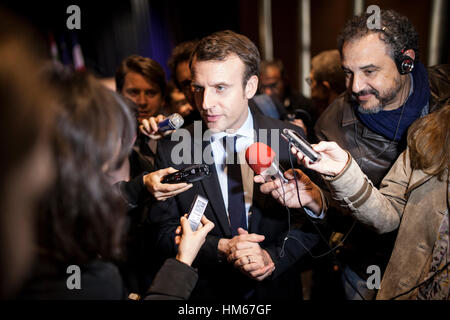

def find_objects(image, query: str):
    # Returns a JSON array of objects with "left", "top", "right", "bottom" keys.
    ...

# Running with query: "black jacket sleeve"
[{"left": 144, "top": 258, "right": 198, "bottom": 300}]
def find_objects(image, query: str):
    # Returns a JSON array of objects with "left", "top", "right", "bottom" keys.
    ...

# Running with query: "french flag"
[{"left": 71, "top": 33, "right": 85, "bottom": 71}]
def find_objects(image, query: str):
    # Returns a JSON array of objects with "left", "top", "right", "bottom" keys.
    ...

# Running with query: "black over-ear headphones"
[
  {"left": 396, "top": 49, "right": 415, "bottom": 75},
  {"left": 381, "top": 26, "right": 415, "bottom": 75}
]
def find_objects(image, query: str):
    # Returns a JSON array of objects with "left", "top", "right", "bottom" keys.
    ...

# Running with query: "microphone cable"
[{"left": 277, "top": 140, "right": 366, "bottom": 300}]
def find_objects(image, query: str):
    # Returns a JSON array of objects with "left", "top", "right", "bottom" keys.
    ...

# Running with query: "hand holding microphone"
[
  {"left": 139, "top": 113, "right": 184, "bottom": 140},
  {"left": 245, "top": 142, "right": 288, "bottom": 183},
  {"left": 247, "top": 142, "right": 323, "bottom": 214}
]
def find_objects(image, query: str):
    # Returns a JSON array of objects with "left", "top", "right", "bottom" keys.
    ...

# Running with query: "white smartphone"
[{"left": 187, "top": 195, "right": 209, "bottom": 231}]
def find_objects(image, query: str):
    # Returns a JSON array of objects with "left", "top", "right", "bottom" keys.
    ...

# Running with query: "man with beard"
[
  {"left": 312, "top": 9, "right": 450, "bottom": 300},
  {"left": 259, "top": 9, "right": 449, "bottom": 300}
]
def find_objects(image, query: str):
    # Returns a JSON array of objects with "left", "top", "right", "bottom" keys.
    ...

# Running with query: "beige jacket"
[{"left": 323, "top": 149, "right": 449, "bottom": 299}]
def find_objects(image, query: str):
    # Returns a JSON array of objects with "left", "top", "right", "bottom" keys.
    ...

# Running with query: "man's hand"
[
  {"left": 217, "top": 229, "right": 265, "bottom": 258},
  {"left": 175, "top": 215, "right": 215, "bottom": 266},
  {"left": 221, "top": 229, "right": 275, "bottom": 281},
  {"left": 290, "top": 118, "right": 307, "bottom": 136},
  {"left": 139, "top": 114, "right": 174, "bottom": 140},
  {"left": 254, "top": 169, "right": 323, "bottom": 215},
  {"left": 143, "top": 167, "right": 193, "bottom": 201},
  {"left": 292, "top": 141, "right": 349, "bottom": 177}
]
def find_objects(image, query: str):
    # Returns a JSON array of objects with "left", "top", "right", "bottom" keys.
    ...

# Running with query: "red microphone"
[{"left": 245, "top": 142, "right": 288, "bottom": 183}]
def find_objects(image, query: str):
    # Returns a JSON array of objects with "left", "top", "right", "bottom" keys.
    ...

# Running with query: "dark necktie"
[{"left": 225, "top": 135, "right": 247, "bottom": 236}]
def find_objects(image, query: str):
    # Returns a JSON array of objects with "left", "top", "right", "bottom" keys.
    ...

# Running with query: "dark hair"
[
  {"left": 260, "top": 60, "right": 285, "bottom": 79},
  {"left": 168, "top": 40, "right": 198, "bottom": 89},
  {"left": 190, "top": 30, "right": 260, "bottom": 87},
  {"left": 115, "top": 55, "right": 166, "bottom": 95},
  {"left": 337, "top": 9, "right": 420, "bottom": 64},
  {"left": 0, "top": 8, "right": 54, "bottom": 297},
  {"left": 311, "top": 49, "right": 346, "bottom": 94},
  {"left": 38, "top": 69, "right": 135, "bottom": 264},
  {"left": 0, "top": 11, "right": 52, "bottom": 182},
  {"left": 407, "top": 104, "right": 449, "bottom": 181},
  {"left": 164, "top": 80, "right": 178, "bottom": 106}
]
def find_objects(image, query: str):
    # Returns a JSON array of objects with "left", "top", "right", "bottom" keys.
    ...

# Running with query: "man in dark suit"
[{"left": 149, "top": 30, "right": 321, "bottom": 300}]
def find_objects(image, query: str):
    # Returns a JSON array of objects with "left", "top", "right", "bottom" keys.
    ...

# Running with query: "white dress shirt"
[{"left": 209, "top": 107, "right": 255, "bottom": 227}]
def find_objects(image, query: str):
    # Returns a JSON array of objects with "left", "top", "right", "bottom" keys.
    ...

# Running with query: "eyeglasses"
[{"left": 305, "top": 77, "right": 312, "bottom": 86}]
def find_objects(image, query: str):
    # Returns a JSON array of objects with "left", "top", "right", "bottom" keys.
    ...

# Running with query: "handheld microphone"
[
  {"left": 157, "top": 113, "right": 184, "bottom": 132},
  {"left": 245, "top": 142, "right": 288, "bottom": 183}
]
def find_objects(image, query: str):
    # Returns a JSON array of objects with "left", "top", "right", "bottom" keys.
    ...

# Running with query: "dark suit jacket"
[{"left": 149, "top": 108, "right": 320, "bottom": 300}]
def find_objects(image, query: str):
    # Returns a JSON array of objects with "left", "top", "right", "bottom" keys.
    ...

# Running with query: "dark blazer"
[{"left": 149, "top": 108, "right": 320, "bottom": 301}]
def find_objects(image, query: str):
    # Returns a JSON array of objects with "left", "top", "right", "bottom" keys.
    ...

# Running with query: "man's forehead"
[
  {"left": 262, "top": 65, "right": 281, "bottom": 79},
  {"left": 124, "top": 72, "right": 154, "bottom": 88},
  {"left": 341, "top": 33, "right": 390, "bottom": 68},
  {"left": 192, "top": 55, "right": 244, "bottom": 81}
]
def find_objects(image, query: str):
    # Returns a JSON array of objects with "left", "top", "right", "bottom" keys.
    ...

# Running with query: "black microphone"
[{"left": 157, "top": 113, "right": 184, "bottom": 132}]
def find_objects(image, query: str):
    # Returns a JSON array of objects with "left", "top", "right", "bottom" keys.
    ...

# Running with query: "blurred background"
[{"left": 2, "top": 0, "right": 449, "bottom": 97}]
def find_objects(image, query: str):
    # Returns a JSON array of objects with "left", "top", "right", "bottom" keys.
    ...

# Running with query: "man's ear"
[
  {"left": 403, "top": 49, "right": 415, "bottom": 61},
  {"left": 245, "top": 75, "right": 259, "bottom": 99},
  {"left": 322, "top": 81, "right": 331, "bottom": 90}
]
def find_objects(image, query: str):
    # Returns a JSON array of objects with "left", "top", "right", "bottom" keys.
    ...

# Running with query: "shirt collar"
[{"left": 211, "top": 107, "right": 254, "bottom": 142}]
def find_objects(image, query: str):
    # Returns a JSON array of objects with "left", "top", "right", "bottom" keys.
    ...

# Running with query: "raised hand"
[
  {"left": 175, "top": 215, "right": 215, "bottom": 266},
  {"left": 292, "top": 141, "right": 349, "bottom": 177},
  {"left": 254, "top": 169, "right": 323, "bottom": 214},
  {"left": 143, "top": 167, "right": 192, "bottom": 201},
  {"left": 139, "top": 114, "right": 174, "bottom": 140}
]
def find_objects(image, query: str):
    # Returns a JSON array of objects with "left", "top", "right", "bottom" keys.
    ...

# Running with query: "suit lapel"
[
  {"left": 194, "top": 127, "right": 232, "bottom": 237},
  {"left": 248, "top": 111, "right": 269, "bottom": 232}
]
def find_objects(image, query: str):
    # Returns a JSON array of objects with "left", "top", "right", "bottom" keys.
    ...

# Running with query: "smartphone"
[
  {"left": 187, "top": 195, "right": 209, "bottom": 231},
  {"left": 162, "top": 164, "right": 211, "bottom": 184},
  {"left": 281, "top": 128, "right": 321, "bottom": 163}
]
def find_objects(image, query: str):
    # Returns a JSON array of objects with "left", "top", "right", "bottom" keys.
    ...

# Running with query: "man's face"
[
  {"left": 176, "top": 61, "right": 194, "bottom": 105},
  {"left": 309, "top": 69, "right": 327, "bottom": 102},
  {"left": 342, "top": 33, "right": 403, "bottom": 114},
  {"left": 191, "top": 54, "right": 257, "bottom": 132},
  {"left": 121, "top": 71, "right": 163, "bottom": 121},
  {"left": 259, "top": 65, "right": 284, "bottom": 100},
  {"left": 170, "top": 88, "right": 194, "bottom": 117}
]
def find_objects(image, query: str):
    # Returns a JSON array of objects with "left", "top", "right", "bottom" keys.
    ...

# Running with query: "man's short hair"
[
  {"left": 190, "top": 30, "right": 260, "bottom": 87},
  {"left": 311, "top": 50, "right": 346, "bottom": 94},
  {"left": 115, "top": 55, "right": 166, "bottom": 94},
  {"left": 337, "top": 9, "right": 419, "bottom": 63},
  {"left": 168, "top": 40, "right": 198, "bottom": 89},
  {"left": 260, "top": 59, "right": 285, "bottom": 78}
]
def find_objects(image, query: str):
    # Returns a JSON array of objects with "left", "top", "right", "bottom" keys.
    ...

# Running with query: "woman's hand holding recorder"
[{"left": 175, "top": 215, "right": 214, "bottom": 266}]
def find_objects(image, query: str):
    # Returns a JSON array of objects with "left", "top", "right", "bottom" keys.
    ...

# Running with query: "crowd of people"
[{"left": 1, "top": 6, "right": 448, "bottom": 301}]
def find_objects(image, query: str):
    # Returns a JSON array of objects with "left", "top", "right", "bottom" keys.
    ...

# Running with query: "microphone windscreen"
[
  {"left": 169, "top": 113, "right": 184, "bottom": 129},
  {"left": 245, "top": 142, "right": 276, "bottom": 174},
  {"left": 157, "top": 113, "right": 184, "bottom": 131}
]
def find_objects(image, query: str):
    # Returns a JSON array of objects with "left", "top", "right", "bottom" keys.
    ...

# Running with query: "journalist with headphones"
[{"left": 255, "top": 9, "right": 450, "bottom": 300}]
